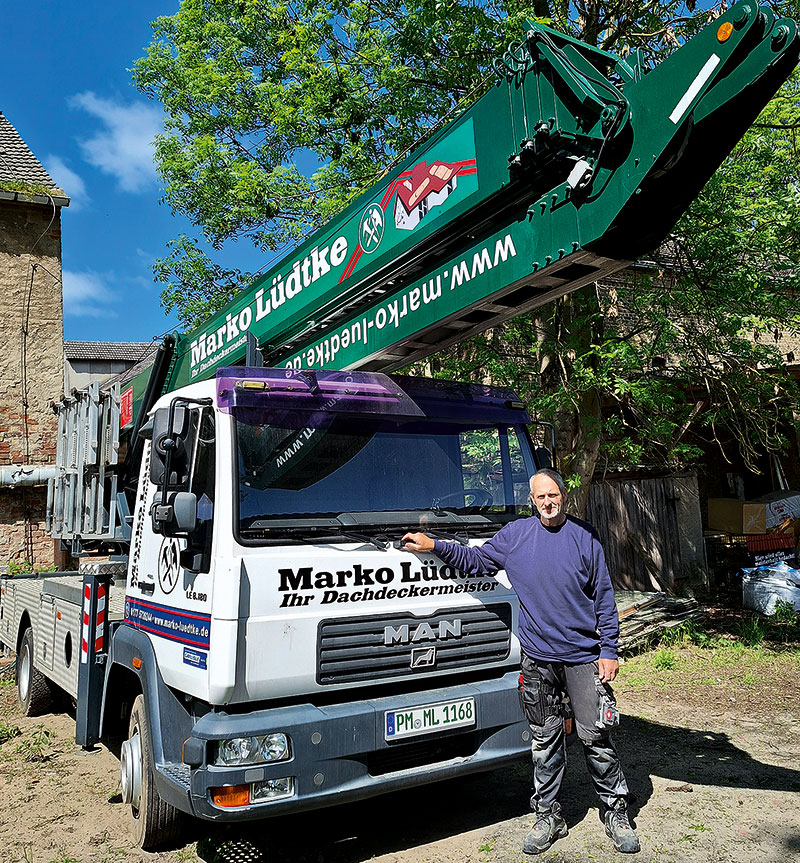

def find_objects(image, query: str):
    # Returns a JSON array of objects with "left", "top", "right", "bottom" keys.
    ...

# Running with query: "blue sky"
[{"left": 2, "top": 1, "right": 265, "bottom": 344}]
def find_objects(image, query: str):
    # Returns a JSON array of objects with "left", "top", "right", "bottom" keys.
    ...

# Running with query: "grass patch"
[
  {"left": 660, "top": 619, "right": 719, "bottom": 648},
  {"left": 16, "top": 725, "right": 56, "bottom": 762},
  {"left": 618, "top": 600, "right": 800, "bottom": 706},
  {"left": 0, "top": 719, "right": 21, "bottom": 745},
  {"left": 653, "top": 648, "right": 679, "bottom": 671}
]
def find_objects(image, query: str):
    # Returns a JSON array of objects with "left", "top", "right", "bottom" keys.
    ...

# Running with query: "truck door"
[{"left": 125, "top": 403, "right": 216, "bottom": 698}]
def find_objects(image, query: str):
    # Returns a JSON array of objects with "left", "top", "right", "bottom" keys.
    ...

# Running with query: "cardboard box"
[
  {"left": 707, "top": 498, "right": 766, "bottom": 535},
  {"left": 756, "top": 491, "right": 800, "bottom": 529}
]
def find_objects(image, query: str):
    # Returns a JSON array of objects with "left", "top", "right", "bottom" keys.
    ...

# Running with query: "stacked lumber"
[{"left": 615, "top": 590, "right": 703, "bottom": 654}]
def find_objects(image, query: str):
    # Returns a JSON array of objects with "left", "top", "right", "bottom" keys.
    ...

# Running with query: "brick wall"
[{"left": 0, "top": 200, "right": 64, "bottom": 568}]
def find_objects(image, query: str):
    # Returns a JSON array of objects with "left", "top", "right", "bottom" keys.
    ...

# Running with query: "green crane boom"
[{"left": 127, "top": 2, "right": 798, "bottom": 411}]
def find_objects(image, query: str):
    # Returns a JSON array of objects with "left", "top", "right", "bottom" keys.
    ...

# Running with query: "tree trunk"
[{"left": 534, "top": 284, "right": 604, "bottom": 519}]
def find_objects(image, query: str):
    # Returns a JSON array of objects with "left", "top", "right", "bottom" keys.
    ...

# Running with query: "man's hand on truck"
[{"left": 400, "top": 532, "right": 435, "bottom": 552}]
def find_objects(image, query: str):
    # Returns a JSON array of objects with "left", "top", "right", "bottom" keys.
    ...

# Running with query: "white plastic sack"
[{"left": 741, "top": 561, "right": 800, "bottom": 615}]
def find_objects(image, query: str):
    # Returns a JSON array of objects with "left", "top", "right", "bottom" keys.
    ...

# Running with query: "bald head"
[{"left": 530, "top": 469, "right": 566, "bottom": 526}]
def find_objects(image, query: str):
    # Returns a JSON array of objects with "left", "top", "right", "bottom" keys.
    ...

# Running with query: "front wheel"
[
  {"left": 16, "top": 627, "right": 54, "bottom": 716},
  {"left": 121, "top": 694, "right": 183, "bottom": 849}
]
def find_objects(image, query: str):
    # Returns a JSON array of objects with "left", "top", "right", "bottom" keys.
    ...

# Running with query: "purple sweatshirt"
[{"left": 432, "top": 515, "right": 619, "bottom": 663}]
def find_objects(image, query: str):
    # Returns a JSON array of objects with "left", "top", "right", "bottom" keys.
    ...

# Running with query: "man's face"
[{"left": 530, "top": 475, "right": 564, "bottom": 522}]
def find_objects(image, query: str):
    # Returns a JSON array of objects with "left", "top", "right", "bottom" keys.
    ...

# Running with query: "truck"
[{"left": 1, "top": 2, "right": 797, "bottom": 849}]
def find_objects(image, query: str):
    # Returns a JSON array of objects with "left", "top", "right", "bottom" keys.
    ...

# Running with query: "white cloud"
[
  {"left": 43, "top": 155, "right": 89, "bottom": 211},
  {"left": 69, "top": 92, "right": 161, "bottom": 193},
  {"left": 62, "top": 270, "right": 119, "bottom": 319}
]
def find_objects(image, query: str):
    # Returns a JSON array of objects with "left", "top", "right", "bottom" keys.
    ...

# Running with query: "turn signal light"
[{"left": 211, "top": 784, "right": 250, "bottom": 808}]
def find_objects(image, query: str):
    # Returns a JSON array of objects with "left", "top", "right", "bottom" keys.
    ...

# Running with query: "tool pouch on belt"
[
  {"left": 518, "top": 672, "right": 559, "bottom": 726},
  {"left": 594, "top": 678, "right": 620, "bottom": 730}
]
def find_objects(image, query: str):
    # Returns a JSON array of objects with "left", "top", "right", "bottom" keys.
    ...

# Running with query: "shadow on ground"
[{"left": 189, "top": 712, "right": 800, "bottom": 863}]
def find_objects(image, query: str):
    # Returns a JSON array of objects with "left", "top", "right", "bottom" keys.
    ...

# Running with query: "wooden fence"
[{"left": 586, "top": 474, "right": 701, "bottom": 592}]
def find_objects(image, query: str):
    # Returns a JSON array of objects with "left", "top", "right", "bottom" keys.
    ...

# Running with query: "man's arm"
[
  {"left": 591, "top": 533, "right": 621, "bottom": 682},
  {"left": 401, "top": 530, "right": 509, "bottom": 575}
]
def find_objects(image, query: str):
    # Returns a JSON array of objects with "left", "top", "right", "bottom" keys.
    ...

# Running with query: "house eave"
[{"left": 0, "top": 189, "right": 70, "bottom": 207}]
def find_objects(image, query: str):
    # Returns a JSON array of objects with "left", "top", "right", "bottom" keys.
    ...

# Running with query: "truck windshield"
[{"left": 235, "top": 411, "right": 534, "bottom": 538}]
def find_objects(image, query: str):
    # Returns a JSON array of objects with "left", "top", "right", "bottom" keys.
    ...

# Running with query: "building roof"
[
  {"left": 64, "top": 341, "right": 157, "bottom": 362},
  {"left": 0, "top": 111, "right": 69, "bottom": 207}
]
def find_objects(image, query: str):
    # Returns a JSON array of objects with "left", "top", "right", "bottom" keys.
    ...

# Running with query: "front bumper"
[{"left": 160, "top": 670, "right": 529, "bottom": 821}]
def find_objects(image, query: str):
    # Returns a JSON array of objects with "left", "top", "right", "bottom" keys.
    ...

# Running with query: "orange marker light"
[
  {"left": 212, "top": 785, "right": 250, "bottom": 807},
  {"left": 132, "top": 657, "right": 142, "bottom": 669},
  {"left": 717, "top": 22, "right": 733, "bottom": 42}
]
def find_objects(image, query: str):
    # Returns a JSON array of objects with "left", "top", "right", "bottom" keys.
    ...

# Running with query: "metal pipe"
[{"left": 0, "top": 465, "right": 61, "bottom": 487}]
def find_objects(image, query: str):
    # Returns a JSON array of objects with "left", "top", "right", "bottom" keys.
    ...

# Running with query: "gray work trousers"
[{"left": 520, "top": 653, "right": 630, "bottom": 815}]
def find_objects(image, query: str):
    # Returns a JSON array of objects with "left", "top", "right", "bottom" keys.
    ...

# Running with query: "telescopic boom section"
[{"left": 167, "top": 1, "right": 797, "bottom": 387}]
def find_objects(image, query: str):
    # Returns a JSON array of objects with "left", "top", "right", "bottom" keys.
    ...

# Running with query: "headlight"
[
  {"left": 251, "top": 777, "right": 294, "bottom": 802},
  {"left": 260, "top": 733, "right": 289, "bottom": 762},
  {"left": 214, "top": 733, "right": 291, "bottom": 766}
]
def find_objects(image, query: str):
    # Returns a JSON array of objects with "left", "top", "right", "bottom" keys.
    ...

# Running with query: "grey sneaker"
[
  {"left": 523, "top": 811, "right": 568, "bottom": 855},
  {"left": 604, "top": 805, "right": 640, "bottom": 853}
]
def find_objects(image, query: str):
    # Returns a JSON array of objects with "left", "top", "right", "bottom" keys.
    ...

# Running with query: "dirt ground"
[{"left": 1, "top": 631, "right": 799, "bottom": 863}]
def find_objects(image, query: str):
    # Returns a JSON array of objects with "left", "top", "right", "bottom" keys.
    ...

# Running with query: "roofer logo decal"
[
  {"left": 157, "top": 537, "right": 181, "bottom": 595},
  {"left": 359, "top": 203, "right": 385, "bottom": 253}
]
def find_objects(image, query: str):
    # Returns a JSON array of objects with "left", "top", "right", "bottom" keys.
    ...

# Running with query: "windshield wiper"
[
  {"left": 426, "top": 528, "right": 469, "bottom": 546},
  {"left": 338, "top": 531, "right": 388, "bottom": 551},
  {"left": 240, "top": 518, "right": 388, "bottom": 549}
]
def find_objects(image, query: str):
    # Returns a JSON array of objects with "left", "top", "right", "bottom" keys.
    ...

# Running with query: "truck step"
[{"left": 159, "top": 762, "right": 191, "bottom": 791}]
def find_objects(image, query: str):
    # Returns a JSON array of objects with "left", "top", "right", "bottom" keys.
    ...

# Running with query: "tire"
[
  {"left": 124, "top": 694, "right": 183, "bottom": 850},
  {"left": 16, "top": 627, "right": 54, "bottom": 716}
]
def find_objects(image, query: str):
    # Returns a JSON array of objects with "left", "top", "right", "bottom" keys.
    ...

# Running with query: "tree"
[{"left": 134, "top": 0, "right": 800, "bottom": 513}]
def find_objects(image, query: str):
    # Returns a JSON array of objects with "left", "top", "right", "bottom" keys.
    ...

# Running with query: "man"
[{"left": 401, "top": 468, "right": 639, "bottom": 855}]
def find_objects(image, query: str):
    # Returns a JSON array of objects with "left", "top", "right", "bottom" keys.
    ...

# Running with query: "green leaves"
[{"left": 135, "top": 0, "right": 530, "bottom": 312}]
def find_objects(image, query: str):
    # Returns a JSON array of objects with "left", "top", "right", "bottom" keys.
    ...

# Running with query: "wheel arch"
[
  {"left": 104, "top": 624, "right": 195, "bottom": 763},
  {"left": 16, "top": 610, "right": 32, "bottom": 652},
  {"left": 101, "top": 661, "right": 142, "bottom": 741}
]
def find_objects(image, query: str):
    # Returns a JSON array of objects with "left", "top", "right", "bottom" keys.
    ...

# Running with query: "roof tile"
[
  {"left": 0, "top": 111, "right": 65, "bottom": 195},
  {"left": 64, "top": 341, "right": 157, "bottom": 362}
]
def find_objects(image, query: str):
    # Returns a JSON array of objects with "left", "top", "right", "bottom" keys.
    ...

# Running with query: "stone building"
[{"left": 0, "top": 111, "right": 69, "bottom": 569}]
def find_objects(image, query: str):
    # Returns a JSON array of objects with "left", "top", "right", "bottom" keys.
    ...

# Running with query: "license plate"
[{"left": 385, "top": 697, "right": 476, "bottom": 740}]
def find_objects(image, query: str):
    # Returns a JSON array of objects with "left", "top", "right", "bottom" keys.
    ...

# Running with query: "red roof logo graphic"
[{"left": 339, "top": 156, "right": 477, "bottom": 283}]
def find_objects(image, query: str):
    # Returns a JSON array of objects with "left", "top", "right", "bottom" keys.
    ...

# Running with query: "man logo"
[
  {"left": 411, "top": 647, "right": 436, "bottom": 668},
  {"left": 384, "top": 618, "right": 463, "bottom": 646}
]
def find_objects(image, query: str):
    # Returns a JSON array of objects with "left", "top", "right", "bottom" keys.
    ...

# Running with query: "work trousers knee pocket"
[
  {"left": 529, "top": 713, "right": 564, "bottom": 751},
  {"left": 575, "top": 723, "right": 611, "bottom": 745}
]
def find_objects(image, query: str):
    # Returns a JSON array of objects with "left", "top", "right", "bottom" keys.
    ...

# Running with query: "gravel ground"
[{"left": 1, "top": 631, "right": 798, "bottom": 863}]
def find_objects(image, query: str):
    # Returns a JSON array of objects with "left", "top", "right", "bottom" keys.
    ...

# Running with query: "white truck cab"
[{"left": 4, "top": 368, "right": 541, "bottom": 848}]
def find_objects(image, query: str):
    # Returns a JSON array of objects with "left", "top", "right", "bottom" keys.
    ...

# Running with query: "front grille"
[{"left": 317, "top": 604, "right": 512, "bottom": 685}]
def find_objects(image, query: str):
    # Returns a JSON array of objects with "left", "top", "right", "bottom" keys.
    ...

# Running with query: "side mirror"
[
  {"left": 149, "top": 405, "right": 192, "bottom": 487},
  {"left": 151, "top": 491, "right": 197, "bottom": 537},
  {"left": 534, "top": 446, "right": 552, "bottom": 469}
]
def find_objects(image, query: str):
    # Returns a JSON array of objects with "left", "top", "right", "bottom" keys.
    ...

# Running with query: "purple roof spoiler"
[{"left": 216, "top": 367, "right": 530, "bottom": 423}]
